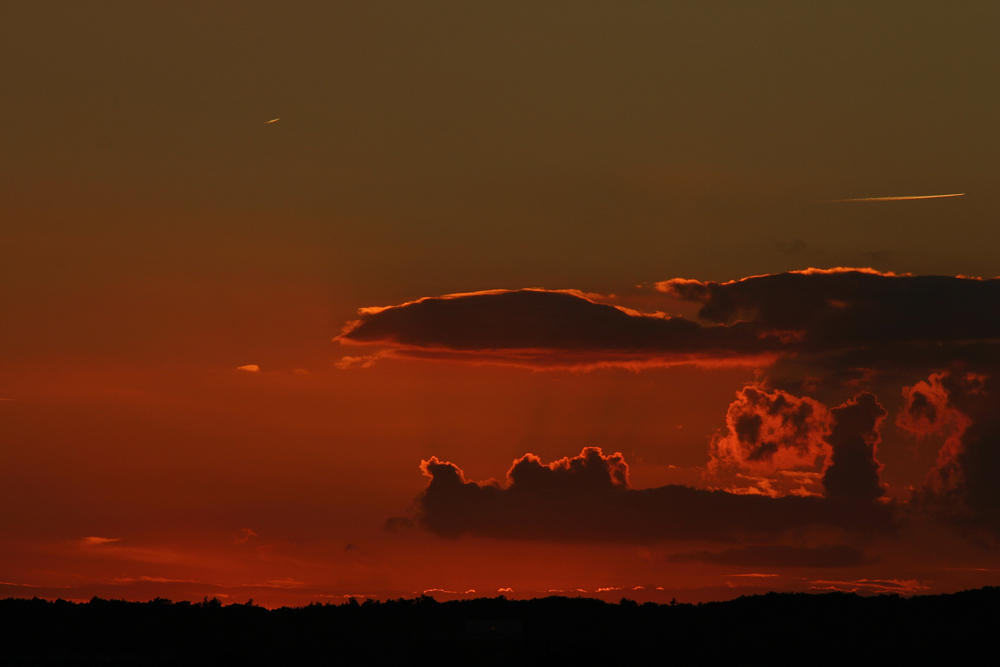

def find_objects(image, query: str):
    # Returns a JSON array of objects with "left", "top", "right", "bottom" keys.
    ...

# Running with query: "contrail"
[
  {"left": 265, "top": 118, "right": 281, "bottom": 124},
  {"left": 822, "top": 193, "right": 965, "bottom": 202}
]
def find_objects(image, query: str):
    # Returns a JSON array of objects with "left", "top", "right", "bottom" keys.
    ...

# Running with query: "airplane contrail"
[
  {"left": 265, "top": 118, "right": 281, "bottom": 124},
  {"left": 822, "top": 193, "right": 965, "bottom": 202}
]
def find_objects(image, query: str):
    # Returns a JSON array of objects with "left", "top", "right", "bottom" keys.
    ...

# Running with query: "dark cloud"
[
  {"left": 897, "top": 372, "right": 969, "bottom": 442},
  {"left": 658, "top": 269, "right": 1000, "bottom": 351},
  {"left": 339, "top": 271, "right": 1000, "bottom": 373},
  {"left": 411, "top": 447, "right": 892, "bottom": 544},
  {"left": 710, "top": 387, "right": 829, "bottom": 476},
  {"left": 404, "top": 388, "right": 894, "bottom": 544},
  {"left": 353, "top": 271, "right": 1000, "bottom": 548},
  {"left": 669, "top": 544, "right": 875, "bottom": 568},
  {"left": 339, "top": 289, "right": 775, "bottom": 365},
  {"left": 902, "top": 371, "right": 1000, "bottom": 541},
  {"left": 822, "top": 393, "right": 887, "bottom": 504},
  {"left": 706, "top": 387, "right": 888, "bottom": 503}
]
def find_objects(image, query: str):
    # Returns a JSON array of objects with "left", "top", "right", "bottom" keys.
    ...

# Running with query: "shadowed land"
[{"left": 2, "top": 588, "right": 998, "bottom": 665}]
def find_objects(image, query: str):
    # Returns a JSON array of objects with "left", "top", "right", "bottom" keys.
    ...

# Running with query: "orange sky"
[{"left": 3, "top": 2, "right": 1000, "bottom": 607}]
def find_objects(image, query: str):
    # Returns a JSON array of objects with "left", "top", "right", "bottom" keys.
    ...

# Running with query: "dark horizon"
[{"left": 4, "top": 586, "right": 999, "bottom": 664}]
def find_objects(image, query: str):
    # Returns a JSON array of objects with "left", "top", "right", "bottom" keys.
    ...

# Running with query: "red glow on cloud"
[
  {"left": 783, "top": 267, "right": 910, "bottom": 277},
  {"left": 897, "top": 373, "right": 968, "bottom": 440},
  {"left": 898, "top": 371, "right": 990, "bottom": 495},
  {"left": 710, "top": 386, "right": 831, "bottom": 476},
  {"left": 507, "top": 448, "right": 630, "bottom": 489},
  {"left": 234, "top": 528, "right": 258, "bottom": 544},
  {"left": 347, "top": 288, "right": 617, "bottom": 325},
  {"left": 808, "top": 579, "right": 928, "bottom": 595},
  {"left": 80, "top": 537, "right": 122, "bottom": 547},
  {"left": 655, "top": 268, "right": 912, "bottom": 307},
  {"left": 334, "top": 353, "right": 384, "bottom": 369},
  {"left": 359, "top": 345, "right": 779, "bottom": 372}
]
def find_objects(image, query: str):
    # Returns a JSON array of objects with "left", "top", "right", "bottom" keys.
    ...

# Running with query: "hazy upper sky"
[{"left": 2, "top": 2, "right": 999, "bottom": 605}]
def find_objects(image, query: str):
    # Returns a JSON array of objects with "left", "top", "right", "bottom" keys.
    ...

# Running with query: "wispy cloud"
[
  {"left": 234, "top": 528, "right": 258, "bottom": 544},
  {"left": 79, "top": 536, "right": 121, "bottom": 547},
  {"left": 236, "top": 364, "right": 260, "bottom": 372},
  {"left": 822, "top": 193, "right": 965, "bottom": 202},
  {"left": 0, "top": 581, "right": 76, "bottom": 589},
  {"left": 335, "top": 354, "right": 383, "bottom": 370},
  {"left": 261, "top": 578, "right": 307, "bottom": 589},
  {"left": 809, "top": 579, "right": 928, "bottom": 594},
  {"left": 112, "top": 576, "right": 202, "bottom": 584}
]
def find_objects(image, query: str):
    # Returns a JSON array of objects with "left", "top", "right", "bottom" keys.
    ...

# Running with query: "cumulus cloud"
[
  {"left": 399, "top": 384, "right": 895, "bottom": 545},
  {"left": 708, "top": 387, "right": 887, "bottom": 504},
  {"left": 897, "top": 373, "right": 964, "bottom": 439},
  {"left": 901, "top": 371, "right": 1000, "bottom": 540},
  {"left": 709, "top": 387, "right": 830, "bottom": 476},
  {"left": 409, "top": 447, "right": 892, "bottom": 544},
  {"left": 821, "top": 393, "right": 887, "bottom": 504}
]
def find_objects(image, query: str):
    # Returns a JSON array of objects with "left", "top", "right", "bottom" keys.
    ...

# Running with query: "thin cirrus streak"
[
  {"left": 821, "top": 193, "right": 965, "bottom": 202},
  {"left": 79, "top": 537, "right": 121, "bottom": 546}
]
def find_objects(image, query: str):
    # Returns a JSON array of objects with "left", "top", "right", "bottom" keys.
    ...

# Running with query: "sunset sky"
[{"left": 3, "top": 2, "right": 1000, "bottom": 606}]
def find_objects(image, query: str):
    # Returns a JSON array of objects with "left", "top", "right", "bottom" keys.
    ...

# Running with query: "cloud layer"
[
  {"left": 340, "top": 289, "right": 773, "bottom": 367},
  {"left": 341, "top": 271, "right": 1000, "bottom": 370},
  {"left": 363, "top": 270, "right": 1000, "bottom": 548},
  {"left": 658, "top": 269, "right": 1000, "bottom": 353}
]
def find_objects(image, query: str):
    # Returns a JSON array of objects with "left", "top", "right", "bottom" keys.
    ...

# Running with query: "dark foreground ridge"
[{"left": 2, "top": 588, "right": 999, "bottom": 665}]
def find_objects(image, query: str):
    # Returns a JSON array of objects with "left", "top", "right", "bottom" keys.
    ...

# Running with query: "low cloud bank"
[{"left": 406, "top": 424, "right": 893, "bottom": 544}]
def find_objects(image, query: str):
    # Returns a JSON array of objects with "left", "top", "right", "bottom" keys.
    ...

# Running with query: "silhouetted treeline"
[{"left": 2, "top": 588, "right": 998, "bottom": 665}]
